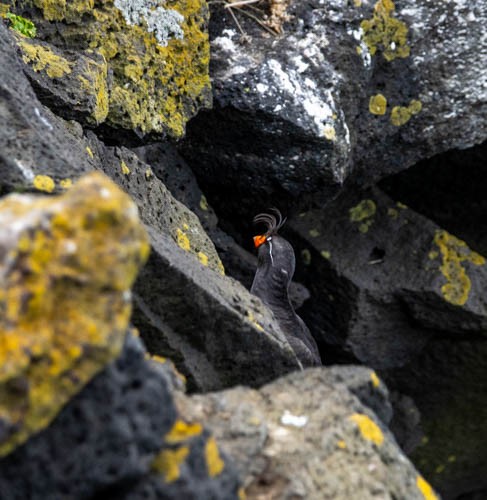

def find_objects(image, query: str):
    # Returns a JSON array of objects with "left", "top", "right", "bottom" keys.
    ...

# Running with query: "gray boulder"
[
  {"left": 180, "top": 0, "right": 487, "bottom": 222},
  {"left": 175, "top": 366, "right": 439, "bottom": 500}
]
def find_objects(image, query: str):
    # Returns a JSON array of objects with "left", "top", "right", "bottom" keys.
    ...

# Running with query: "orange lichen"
[{"left": 0, "top": 172, "right": 149, "bottom": 456}]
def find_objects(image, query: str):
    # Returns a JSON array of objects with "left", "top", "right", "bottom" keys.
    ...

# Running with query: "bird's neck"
[{"left": 251, "top": 270, "right": 298, "bottom": 326}]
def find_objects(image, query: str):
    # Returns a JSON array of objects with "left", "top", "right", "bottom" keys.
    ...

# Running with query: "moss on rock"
[{"left": 0, "top": 172, "right": 149, "bottom": 456}]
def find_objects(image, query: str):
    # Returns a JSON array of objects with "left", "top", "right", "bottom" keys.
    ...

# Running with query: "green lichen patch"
[
  {"left": 6, "top": 12, "right": 37, "bottom": 37},
  {"left": 349, "top": 199, "right": 377, "bottom": 233},
  {"left": 369, "top": 93, "right": 387, "bottom": 115},
  {"left": 361, "top": 0, "right": 410, "bottom": 61},
  {"left": 390, "top": 99, "right": 422, "bottom": 126},
  {"left": 433, "top": 230, "right": 485, "bottom": 306},
  {"left": 0, "top": 172, "right": 149, "bottom": 456}
]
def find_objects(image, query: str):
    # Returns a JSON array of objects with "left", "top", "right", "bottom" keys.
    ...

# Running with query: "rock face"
[
  {"left": 0, "top": 18, "right": 303, "bottom": 394},
  {"left": 180, "top": 0, "right": 487, "bottom": 225},
  {"left": 0, "top": 171, "right": 149, "bottom": 456},
  {"left": 10, "top": 0, "right": 211, "bottom": 138},
  {"left": 0, "top": 174, "right": 241, "bottom": 499},
  {"left": 288, "top": 186, "right": 487, "bottom": 367},
  {"left": 133, "top": 226, "right": 301, "bottom": 392},
  {"left": 1, "top": 1, "right": 487, "bottom": 498},
  {"left": 286, "top": 183, "right": 487, "bottom": 498},
  {"left": 176, "top": 366, "right": 438, "bottom": 500}
]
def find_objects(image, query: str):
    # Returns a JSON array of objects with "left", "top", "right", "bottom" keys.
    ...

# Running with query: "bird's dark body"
[{"left": 251, "top": 230, "right": 321, "bottom": 367}]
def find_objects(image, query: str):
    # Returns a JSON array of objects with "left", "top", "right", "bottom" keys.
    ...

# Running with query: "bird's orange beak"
[{"left": 253, "top": 234, "right": 267, "bottom": 248}]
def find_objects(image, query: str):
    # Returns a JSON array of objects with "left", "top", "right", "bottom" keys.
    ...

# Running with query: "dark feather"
[{"left": 253, "top": 208, "right": 287, "bottom": 236}]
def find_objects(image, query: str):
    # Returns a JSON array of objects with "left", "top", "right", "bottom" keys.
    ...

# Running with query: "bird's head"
[{"left": 252, "top": 209, "right": 295, "bottom": 280}]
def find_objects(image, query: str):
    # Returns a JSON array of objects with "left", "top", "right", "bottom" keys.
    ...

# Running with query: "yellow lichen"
[
  {"left": 198, "top": 251, "right": 209, "bottom": 266},
  {"left": 151, "top": 354, "right": 167, "bottom": 364},
  {"left": 217, "top": 260, "right": 225, "bottom": 276},
  {"left": 390, "top": 99, "right": 422, "bottom": 126},
  {"left": 145, "top": 168, "right": 153, "bottom": 180},
  {"left": 33, "top": 174, "right": 55, "bottom": 193},
  {"left": 361, "top": 0, "right": 410, "bottom": 61},
  {"left": 86, "top": 146, "right": 94, "bottom": 158},
  {"left": 349, "top": 199, "right": 376, "bottom": 233},
  {"left": 370, "top": 371, "right": 380, "bottom": 388},
  {"left": 247, "top": 311, "right": 264, "bottom": 332},
  {"left": 205, "top": 436, "right": 225, "bottom": 477},
  {"left": 433, "top": 230, "right": 485, "bottom": 306},
  {"left": 0, "top": 172, "right": 149, "bottom": 456},
  {"left": 416, "top": 475, "right": 439, "bottom": 500},
  {"left": 77, "top": 54, "right": 109, "bottom": 124},
  {"left": 18, "top": 39, "right": 72, "bottom": 78},
  {"left": 152, "top": 446, "right": 189, "bottom": 483},
  {"left": 34, "top": 0, "right": 66, "bottom": 21},
  {"left": 165, "top": 419, "right": 203, "bottom": 444},
  {"left": 199, "top": 194, "right": 209, "bottom": 211},
  {"left": 176, "top": 228, "right": 191, "bottom": 251},
  {"left": 238, "top": 487, "right": 247, "bottom": 500},
  {"left": 369, "top": 94, "right": 387, "bottom": 115},
  {"left": 349, "top": 413, "right": 384, "bottom": 446},
  {"left": 323, "top": 124, "right": 336, "bottom": 141},
  {"left": 27, "top": 0, "right": 210, "bottom": 137},
  {"left": 387, "top": 207, "right": 399, "bottom": 219},
  {"left": 90, "top": 0, "right": 210, "bottom": 137},
  {"left": 59, "top": 178, "right": 73, "bottom": 190},
  {"left": 309, "top": 229, "right": 320, "bottom": 238},
  {"left": 301, "top": 249, "right": 312, "bottom": 266},
  {"left": 120, "top": 161, "right": 131, "bottom": 176},
  {"left": 337, "top": 440, "right": 347, "bottom": 449},
  {"left": 320, "top": 250, "right": 331, "bottom": 259}
]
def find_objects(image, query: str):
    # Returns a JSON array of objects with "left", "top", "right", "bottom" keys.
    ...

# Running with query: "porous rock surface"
[
  {"left": 180, "top": 0, "right": 487, "bottom": 224},
  {"left": 0, "top": 174, "right": 241, "bottom": 499},
  {"left": 288, "top": 185, "right": 487, "bottom": 367},
  {"left": 0, "top": 171, "right": 150, "bottom": 456},
  {"left": 0, "top": 18, "right": 303, "bottom": 394},
  {"left": 176, "top": 366, "right": 438, "bottom": 499},
  {"left": 1, "top": 1, "right": 487, "bottom": 498},
  {"left": 9, "top": 0, "right": 211, "bottom": 137}
]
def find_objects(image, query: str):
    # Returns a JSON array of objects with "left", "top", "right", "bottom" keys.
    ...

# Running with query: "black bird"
[{"left": 250, "top": 209, "right": 321, "bottom": 367}]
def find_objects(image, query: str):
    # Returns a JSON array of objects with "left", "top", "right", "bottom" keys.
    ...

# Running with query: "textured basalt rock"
[
  {"left": 381, "top": 326, "right": 487, "bottom": 499},
  {"left": 0, "top": 333, "right": 177, "bottom": 499},
  {"left": 288, "top": 185, "right": 487, "bottom": 368},
  {"left": 9, "top": 0, "right": 211, "bottom": 138},
  {"left": 133, "top": 226, "right": 302, "bottom": 392},
  {"left": 17, "top": 34, "right": 109, "bottom": 126},
  {"left": 0, "top": 174, "right": 241, "bottom": 500},
  {"left": 86, "top": 134, "right": 225, "bottom": 275},
  {"left": 179, "top": 0, "right": 487, "bottom": 227},
  {"left": 0, "top": 171, "right": 149, "bottom": 457},
  {"left": 0, "top": 22, "right": 94, "bottom": 194},
  {"left": 0, "top": 19, "right": 301, "bottom": 395},
  {"left": 0, "top": 331, "right": 241, "bottom": 500},
  {"left": 175, "top": 366, "right": 439, "bottom": 500}
]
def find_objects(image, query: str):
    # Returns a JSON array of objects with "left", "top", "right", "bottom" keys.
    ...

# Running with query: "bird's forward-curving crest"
[{"left": 253, "top": 208, "right": 287, "bottom": 248}]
